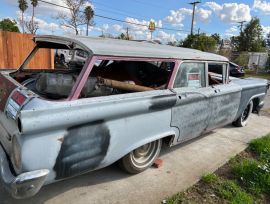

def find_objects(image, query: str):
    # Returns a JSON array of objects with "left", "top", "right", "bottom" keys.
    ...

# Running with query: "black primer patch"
[
  {"left": 149, "top": 94, "right": 177, "bottom": 111},
  {"left": 53, "top": 120, "right": 110, "bottom": 180}
]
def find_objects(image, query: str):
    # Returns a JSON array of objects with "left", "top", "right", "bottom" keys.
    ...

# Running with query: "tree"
[
  {"left": 266, "top": 32, "right": 270, "bottom": 49},
  {"left": 167, "top": 41, "right": 178, "bottom": 46},
  {"left": 84, "top": 5, "right": 94, "bottom": 36},
  {"left": 116, "top": 33, "right": 126, "bottom": 39},
  {"left": 29, "top": 0, "right": 38, "bottom": 34},
  {"left": 231, "top": 17, "right": 265, "bottom": 52},
  {"left": 18, "top": 0, "right": 28, "bottom": 33},
  {"left": 25, "top": 20, "right": 39, "bottom": 34},
  {"left": 180, "top": 33, "right": 217, "bottom": 52},
  {"left": 57, "top": 0, "right": 88, "bottom": 35},
  {"left": 211, "top": 33, "right": 221, "bottom": 44},
  {"left": 0, "top": 18, "right": 20, "bottom": 32}
]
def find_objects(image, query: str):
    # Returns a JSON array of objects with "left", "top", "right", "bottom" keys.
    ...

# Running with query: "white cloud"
[
  {"left": 156, "top": 31, "right": 176, "bottom": 42},
  {"left": 7, "top": 0, "right": 94, "bottom": 17},
  {"left": 121, "top": 18, "right": 163, "bottom": 40},
  {"left": 164, "top": 8, "right": 191, "bottom": 26},
  {"left": 225, "top": 25, "right": 239, "bottom": 37},
  {"left": 164, "top": 7, "right": 212, "bottom": 26},
  {"left": 16, "top": 10, "right": 61, "bottom": 34},
  {"left": 125, "top": 17, "right": 149, "bottom": 31},
  {"left": 196, "top": 8, "right": 212, "bottom": 23},
  {"left": 112, "top": 24, "right": 125, "bottom": 33},
  {"left": 253, "top": 0, "right": 270, "bottom": 14},
  {"left": 262, "top": 25, "right": 270, "bottom": 36},
  {"left": 94, "top": 24, "right": 110, "bottom": 36},
  {"left": 205, "top": 2, "right": 251, "bottom": 23},
  {"left": 177, "top": 32, "right": 188, "bottom": 40}
]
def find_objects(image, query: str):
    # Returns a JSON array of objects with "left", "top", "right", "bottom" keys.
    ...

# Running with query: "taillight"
[{"left": 11, "top": 91, "right": 26, "bottom": 106}]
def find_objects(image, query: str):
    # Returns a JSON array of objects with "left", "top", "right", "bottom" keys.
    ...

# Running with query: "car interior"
[{"left": 11, "top": 47, "right": 175, "bottom": 100}]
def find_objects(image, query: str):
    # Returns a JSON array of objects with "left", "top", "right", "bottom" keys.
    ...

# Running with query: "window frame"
[
  {"left": 172, "top": 60, "right": 208, "bottom": 89},
  {"left": 207, "top": 62, "right": 229, "bottom": 85},
  {"left": 68, "top": 55, "right": 179, "bottom": 100}
]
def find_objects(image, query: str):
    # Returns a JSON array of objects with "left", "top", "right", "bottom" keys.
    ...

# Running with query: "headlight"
[{"left": 11, "top": 135, "right": 22, "bottom": 173}]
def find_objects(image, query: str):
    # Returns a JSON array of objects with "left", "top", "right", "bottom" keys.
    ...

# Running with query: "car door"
[
  {"left": 206, "top": 63, "right": 242, "bottom": 131},
  {"left": 171, "top": 62, "right": 215, "bottom": 143}
]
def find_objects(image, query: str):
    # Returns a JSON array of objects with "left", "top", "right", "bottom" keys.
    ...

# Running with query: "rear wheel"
[
  {"left": 233, "top": 100, "right": 253, "bottom": 127},
  {"left": 119, "top": 139, "right": 162, "bottom": 174}
]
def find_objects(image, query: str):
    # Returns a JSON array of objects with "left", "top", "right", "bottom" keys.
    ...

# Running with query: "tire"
[
  {"left": 233, "top": 100, "right": 253, "bottom": 127},
  {"left": 119, "top": 139, "right": 162, "bottom": 174}
]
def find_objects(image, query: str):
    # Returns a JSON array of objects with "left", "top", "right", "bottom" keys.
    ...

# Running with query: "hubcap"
[{"left": 130, "top": 140, "right": 160, "bottom": 168}]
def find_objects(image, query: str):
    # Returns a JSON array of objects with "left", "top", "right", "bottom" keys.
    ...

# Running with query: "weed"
[
  {"left": 249, "top": 134, "right": 270, "bottom": 163},
  {"left": 165, "top": 193, "right": 185, "bottom": 204},
  {"left": 217, "top": 180, "right": 254, "bottom": 204},
  {"left": 231, "top": 159, "right": 270, "bottom": 195},
  {"left": 201, "top": 173, "right": 219, "bottom": 184}
]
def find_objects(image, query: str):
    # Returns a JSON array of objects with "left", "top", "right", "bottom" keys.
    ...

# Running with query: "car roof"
[
  {"left": 34, "top": 35, "right": 228, "bottom": 62},
  {"left": 229, "top": 61, "right": 239, "bottom": 67}
]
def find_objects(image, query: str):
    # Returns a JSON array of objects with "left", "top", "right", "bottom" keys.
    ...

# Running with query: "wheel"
[
  {"left": 119, "top": 139, "right": 162, "bottom": 174},
  {"left": 233, "top": 100, "right": 253, "bottom": 127}
]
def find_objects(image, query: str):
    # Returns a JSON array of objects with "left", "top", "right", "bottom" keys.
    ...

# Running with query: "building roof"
[{"left": 34, "top": 35, "right": 228, "bottom": 62}]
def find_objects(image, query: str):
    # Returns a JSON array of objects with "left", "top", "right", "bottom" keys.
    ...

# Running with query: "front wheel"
[
  {"left": 233, "top": 100, "right": 253, "bottom": 127},
  {"left": 119, "top": 139, "right": 162, "bottom": 174}
]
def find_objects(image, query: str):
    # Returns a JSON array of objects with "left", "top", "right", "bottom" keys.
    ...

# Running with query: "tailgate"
[{"left": 0, "top": 72, "right": 18, "bottom": 112}]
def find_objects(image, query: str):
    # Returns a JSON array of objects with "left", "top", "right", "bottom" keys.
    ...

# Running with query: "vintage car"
[{"left": 0, "top": 35, "right": 268, "bottom": 199}]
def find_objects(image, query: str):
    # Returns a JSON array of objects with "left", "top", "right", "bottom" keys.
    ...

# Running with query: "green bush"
[{"left": 233, "top": 52, "right": 249, "bottom": 67}]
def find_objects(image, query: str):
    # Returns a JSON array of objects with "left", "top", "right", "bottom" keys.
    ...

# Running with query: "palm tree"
[
  {"left": 84, "top": 6, "right": 94, "bottom": 36},
  {"left": 31, "top": 0, "right": 38, "bottom": 33},
  {"left": 18, "top": 0, "right": 28, "bottom": 33}
]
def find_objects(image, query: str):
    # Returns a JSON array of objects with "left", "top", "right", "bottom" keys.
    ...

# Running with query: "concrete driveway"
[{"left": 1, "top": 114, "right": 270, "bottom": 204}]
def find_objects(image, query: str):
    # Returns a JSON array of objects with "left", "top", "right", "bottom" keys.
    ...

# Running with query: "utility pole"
[
  {"left": 189, "top": 1, "right": 201, "bottom": 36},
  {"left": 197, "top": 28, "right": 200, "bottom": 36},
  {"left": 126, "top": 27, "right": 130, "bottom": 40},
  {"left": 101, "top": 29, "right": 104, "bottom": 38},
  {"left": 237, "top": 21, "right": 246, "bottom": 33}
]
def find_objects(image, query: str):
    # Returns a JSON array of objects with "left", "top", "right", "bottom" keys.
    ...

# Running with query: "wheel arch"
[
  {"left": 252, "top": 97, "right": 259, "bottom": 113},
  {"left": 116, "top": 131, "right": 177, "bottom": 163}
]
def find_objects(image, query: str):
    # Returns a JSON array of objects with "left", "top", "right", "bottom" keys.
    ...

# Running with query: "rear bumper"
[{"left": 0, "top": 145, "right": 49, "bottom": 199}]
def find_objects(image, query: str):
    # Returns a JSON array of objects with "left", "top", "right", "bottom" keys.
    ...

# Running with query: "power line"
[
  {"left": 38, "top": 0, "right": 191, "bottom": 33},
  {"left": 92, "top": 1, "right": 154, "bottom": 20},
  {"left": 93, "top": 3, "right": 173, "bottom": 27}
]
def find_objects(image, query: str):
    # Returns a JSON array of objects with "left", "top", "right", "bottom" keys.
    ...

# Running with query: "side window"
[
  {"left": 208, "top": 63, "right": 228, "bottom": 85},
  {"left": 79, "top": 59, "right": 175, "bottom": 98},
  {"left": 174, "top": 62, "right": 206, "bottom": 88}
]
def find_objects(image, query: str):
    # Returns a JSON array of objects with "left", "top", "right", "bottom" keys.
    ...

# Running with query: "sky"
[{"left": 1, "top": 0, "right": 270, "bottom": 43}]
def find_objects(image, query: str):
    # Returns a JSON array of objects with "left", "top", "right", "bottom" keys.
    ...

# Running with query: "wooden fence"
[{"left": 0, "top": 31, "right": 54, "bottom": 69}]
